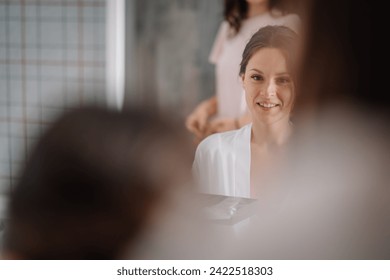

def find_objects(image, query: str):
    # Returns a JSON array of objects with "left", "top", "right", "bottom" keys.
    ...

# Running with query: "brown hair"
[
  {"left": 294, "top": 0, "right": 378, "bottom": 115},
  {"left": 224, "top": 0, "right": 300, "bottom": 35},
  {"left": 239, "top": 25, "right": 299, "bottom": 78}
]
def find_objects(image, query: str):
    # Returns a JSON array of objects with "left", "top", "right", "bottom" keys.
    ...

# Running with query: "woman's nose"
[{"left": 262, "top": 81, "right": 276, "bottom": 97}]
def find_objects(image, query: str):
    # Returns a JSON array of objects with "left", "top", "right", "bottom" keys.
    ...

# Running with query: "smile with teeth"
[{"left": 257, "top": 102, "right": 279, "bottom": 108}]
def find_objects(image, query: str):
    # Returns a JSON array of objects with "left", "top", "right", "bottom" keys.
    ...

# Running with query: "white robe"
[{"left": 193, "top": 124, "right": 252, "bottom": 198}]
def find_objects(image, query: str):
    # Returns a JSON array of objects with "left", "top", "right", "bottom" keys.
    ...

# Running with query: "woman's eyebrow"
[
  {"left": 249, "top": 69, "right": 290, "bottom": 76},
  {"left": 249, "top": 68, "right": 264, "bottom": 74}
]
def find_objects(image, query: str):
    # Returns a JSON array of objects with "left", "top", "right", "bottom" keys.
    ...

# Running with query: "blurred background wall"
[
  {"left": 0, "top": 0, "right": 222, "bottom": 244},
  {"left": 124, "top": 0, "right": 222, "bottom": 115},
  {"left": 0, "top": 0, "right": 107, "bottom": 219}
]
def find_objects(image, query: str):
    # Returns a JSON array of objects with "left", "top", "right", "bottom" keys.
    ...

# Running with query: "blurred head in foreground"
[
  {"left": 294, "top": 0, "right": 378, "bottom": 117},
  {"left": 3, "top": 106, "right": 192, "bottom": 259}
]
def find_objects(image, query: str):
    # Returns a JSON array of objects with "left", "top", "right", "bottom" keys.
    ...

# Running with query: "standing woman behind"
[{"left": 186, "top": 0, "right": 300, "bottom": 143}]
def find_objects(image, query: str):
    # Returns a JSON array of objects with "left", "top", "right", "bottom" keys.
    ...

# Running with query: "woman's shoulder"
[
  {"left": 197, "top": 124, "right": 251, "bottom": 153},
  {"left": 196, "top": 130, "right": 232, "bottom": 152}
]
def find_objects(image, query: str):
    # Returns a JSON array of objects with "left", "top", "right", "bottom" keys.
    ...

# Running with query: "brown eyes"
[
  {"left": 250, "top": 75, "right": 291, "bottom": 85},
  {"left": 276, "top": 77, "right": 291, "bottom": 84},
  {"left": 251, "top": 75, "right": 264, "bottom": 81}
]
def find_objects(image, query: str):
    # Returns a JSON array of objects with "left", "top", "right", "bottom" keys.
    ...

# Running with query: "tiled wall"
[
  {"left": 0, "top": 0, "right": 107, "bottom": 197},
  {"left": 0, "top": 0, "right": 222, "bottom": 223}
]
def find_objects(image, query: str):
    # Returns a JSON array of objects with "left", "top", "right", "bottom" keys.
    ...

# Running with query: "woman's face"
[{"left": 242, "top": 47, "right": 294, "bottom": 125}]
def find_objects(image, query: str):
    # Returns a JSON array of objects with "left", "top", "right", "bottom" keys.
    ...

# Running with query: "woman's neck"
[
  {"left": 247, "top": 2, "right": 270, "bottom": 18},
  {"left": 251, "top": 117, "right": 292, "bottom": 150}
]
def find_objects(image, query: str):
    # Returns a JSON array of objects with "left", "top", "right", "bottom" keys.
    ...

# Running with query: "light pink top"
[{"left": 209, "top": 12, "right": 300, "bottom": 118}]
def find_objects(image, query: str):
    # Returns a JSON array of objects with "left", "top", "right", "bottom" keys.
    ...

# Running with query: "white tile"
[
  {"left": 0, "top": 82, "right": 8, "bottom": 104},
  {"left": 25, "top": 105, "right": 40, "bottom": 121},
  {"left": 95, "top": 6, "right": 106, "bottom": 20},
  {"left": 40, "top": 21, "right": 63, "bottom": 46},
  {"left": 83, "top": 68, "right": 96, "bottom": 80},
  {"left": 41, "top": 81, "right": 65, "bottom": 107},
  {"left": 8, "top": 47, "right": 22, "bottom": 60},
  {"left": 0, "top": 46, "right": 6, "bottom": 60},
  {"left": 8, "top": 20, "right": 21, "bottom": 45},
  {"left": 82, "top": 22, "right": 96, "bottom": 47},
  {"left": 83, "top": 6, "right": 99, "bottom": 21},
  {"left": 0, "top": 5, "right": 6, "bottom": 20},
  {"left": 94, "top": 22, "right": 106, "bottom": 46},
  {"left": 26, "top": 22, "right": 39, "bottom": 46},
  {"left": 66, "top": 68, "right": 80, "bottom": 80},
  {"left": 25, "top": 65, "right": 39, "bottom": 80},
  {"left": 0, "top": 106, "right": 8, "bottom": 121},
  {"left": 9, "top": 105, "right": 23, "bottom": 119},
  {"left": 9, "top": 121, "right": 25, "bottom": 138},
  {"left": 9, "top": 65, "right": 21, "bottom": 78},
  {"left": 65, "top": 21, "right": 79, "bottom": 45},
  {"left": 0, "top": 21, "right": 7, "bottom": 45},
  {"left": 65, "top": 48, "right": 79, "bottom": 62},
  {"left": 0, "top": 137, "right": 10, "bottom": 161},
  {"left": 9, "top": 81, "right": 22, "bottom": 104},
  {"left": 10, "top": 137, "right": 25, "bottom": 163},
  {"left": 83, "top": 50, "right": 95, "bottom": 62},
  {"left": 40, "top": 65, "right": 63, "bottom": 79},
  {"left": 25, "top": 5, "right": 37, "bottom": 19},
  {"left": 26, "top": 81, "right": 40, "bottom": 105},
  {"left": 0, "top": 162, "right": 9, "bottom": 177},
  {"left": 0, "top": 61, "right": 7, "bottom": 78},
  {"left": 65, "top": 7, "right": 78, "bottom": 20},
  {"left": 25, "top": 48, "right": 39, "bottom": 60},
  {"left": 39, "top": 48, "right": 64, "bottom": 62},
  {"left": 0, "top": 120, "right": 9, "bottom": 136},
  {"left": 94, "top": 48, "right": 106, "bottom": 62},
  {"left": 8, "top": 4, "right": 20, "bottom": 18},
  {"left": 94, "top": 67, "right": 106, "bottom": 80},
  {"left": 40, "top": 5, "right": 62, "bottom": 19}
]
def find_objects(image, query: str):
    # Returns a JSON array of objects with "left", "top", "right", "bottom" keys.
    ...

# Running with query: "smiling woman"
[
  {"left": 242, "top": 48, "right": 294, "bottom": 124},
  {"left": 193, "top": 25, "right": 299, "bottom": 198}
]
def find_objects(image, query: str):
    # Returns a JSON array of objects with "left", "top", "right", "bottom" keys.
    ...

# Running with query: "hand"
[{"left": 185, "top": 103, "right": 211, "bottom": 138}]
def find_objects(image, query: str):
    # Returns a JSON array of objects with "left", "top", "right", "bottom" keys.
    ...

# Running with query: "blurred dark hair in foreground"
[
  {"left": 2, "top": 105, "right": 193, "bottom": 259},
  {"left": 294, "top": 0, "right": 380, "bottom": 117}
]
